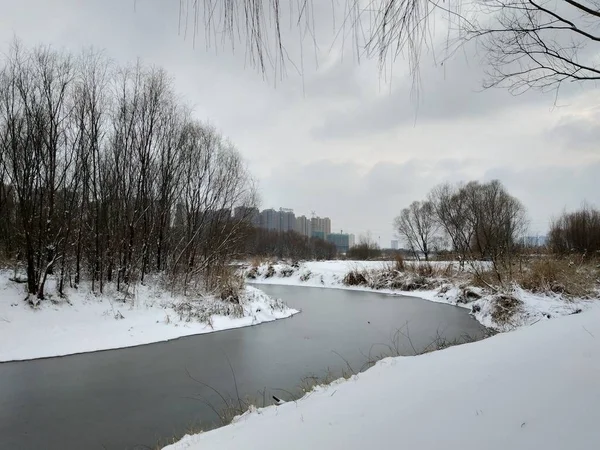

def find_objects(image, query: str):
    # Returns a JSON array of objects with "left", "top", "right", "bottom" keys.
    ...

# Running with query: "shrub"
[
  {"left": 280, "top": 267, "right": 294, "bottom": 277},
  {"left": 549, "top": 205, "right": 600, "bottom": 256},
  {"left": 218, "top": 272, "right": 245, "bottom": 304},
  {"left": 299, "top": 271, "right": 312, "bottom": 282},
  {"left": 173, "top": 298, "right": 244, "bottom": 324},
  {"left": 414, "top": 262, "right": 435, "bottom": 277},
  {"left": 456, "top": 287, "right": 482, "bottom": 304},
  {"left": 519, "top": 258, "right": 562, "bottom": 293},
  {"left": 490, "top": 294, "right": 522, "bottom": 325},
  {"left": 518, "top": 257, "right": 598, "bottom": 297},
  {"left": 394, "top": 254, "right": 406, "bottom": 271},
  {"left": 347, "top": 243, "right": 382, "bottom": 260},
  {"left": 343, "top": 269, "right": 368, "bottom": 286},
  {"left": 245, "top": 266, "right": 258, "bottom": 279},
  {"left": 264, "top": 264, "right": 275, "bottom": 278},
  {"left": 250, "top": 256, "right": 265, "bottom": 268}
]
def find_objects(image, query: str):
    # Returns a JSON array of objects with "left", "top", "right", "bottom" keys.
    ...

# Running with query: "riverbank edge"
[
  {"left": 0, "top": 275, "right": 300, "bottom": 363},
  {"left": 0, "top": 309, "right": 300, "bottom": 364},
  {"left": 243, "top": 260, "right": 595, "bottom": 331},
  {"left": 162, "top": 298, "right": 600, "bottom": 450}
]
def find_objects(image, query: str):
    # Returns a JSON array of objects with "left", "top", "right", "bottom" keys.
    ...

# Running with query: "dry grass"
[
  {"left": 393, "top": 254, "right": 406, "bottom": 271},
  {"left": 470, "top": 269, "right": 502, "bottom": 290},
  {"left": 490, "top": 294, "right": 523, "bottom": 326},
  {"left": 406, "top": 261, "right": 456, "bottom": 278},
  {"left": 173, "top": 298, "right": 244, "bottom": 326},
  {"left": 218, "top": 272, "right": 245, "bottom": 303},
  {"left": 173, "top": 266, "right": 247, "bottom": 324},
  {"left": 517, "top": 257, "right": 598, "bottom": 298},
  {"left": 298, "top": 367, "right": 355, "bottom": 394},
  {"left": 413, "top": 262, "right": 436, "bottom": 277},
  {"left": 471, "top": 257, "right": 599, "bottom": 298},
  {"left": 343, "top": 269, "right": 368, "bottom": 286},
  {"left": 342, "top": 260, "right": 458, "bottom": 292},
  {"left": 342, "top": 264, "right": 445, "bottom": 292},
  {"left": 250, "top": 256, "right": 269, "bottom": 268}
]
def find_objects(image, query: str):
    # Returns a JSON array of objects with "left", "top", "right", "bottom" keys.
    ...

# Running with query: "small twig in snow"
[{"left": 582, "top": 326, "right": 595, "bottom": 338}]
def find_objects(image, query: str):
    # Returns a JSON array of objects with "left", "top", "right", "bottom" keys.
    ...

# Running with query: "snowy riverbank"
[
  {"left": 0, "top": 272, "right": 297, "bottom": 362},
  {"left": 243, "top": 260, "right": 594, "bottom": 330},
  {"left": 165, "top": 302, "right": 600, "bottom": 450}
]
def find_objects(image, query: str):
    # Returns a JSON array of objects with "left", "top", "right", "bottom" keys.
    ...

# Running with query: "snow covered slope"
[
  {"left": 165, "top": 304, "right": 600, "bottom": 450},
  {"left": 0, "top": 272, "right": 297, "bottom": 362}
]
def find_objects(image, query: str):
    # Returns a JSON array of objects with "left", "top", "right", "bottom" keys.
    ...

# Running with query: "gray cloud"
[
  {"left": 0, "top": 0, "right": 597, "bottom": 246},
  {"left": 309, "top": 46, "right": 553, "bottom": 140},
  {"left": 484, "top": 163, "right": 600, "bottom": 232},
  {"left": 549, "top": 106, "right": 600, "bottom": 152}
]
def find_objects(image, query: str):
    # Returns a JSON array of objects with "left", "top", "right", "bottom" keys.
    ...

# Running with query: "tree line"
[
  {"left": 0, "top": 40, "right": 256, "bottom": 302},
  {"left": 549, "top": 205, "right": 600, "bottom": 257},
  {"left": 395, "top": 180, "right": 599, "bottom": 279},
  {"left": 242, "top": 228, "right": 337, "bottom": 261},
  {"left": 395, "top": 180, "right": 528, "bottom": 281}
]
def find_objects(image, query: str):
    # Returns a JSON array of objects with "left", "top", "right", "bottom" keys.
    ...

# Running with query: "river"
[{"left": 0, "top": 285, "right": 488, "bottom": 450}]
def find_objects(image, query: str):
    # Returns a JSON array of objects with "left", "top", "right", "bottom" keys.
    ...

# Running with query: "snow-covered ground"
[
  {"left": 165, "top": 303, "right": 600, "bottom": 450},
  {"left": 0, "top": 272, "right": 297, "bottom": 362},
  {"left": 244, "top": 260, "right": 593, "bottom": 331}
]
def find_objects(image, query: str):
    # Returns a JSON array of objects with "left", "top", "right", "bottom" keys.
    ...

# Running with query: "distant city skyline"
[
  {"left": 248, "top": 206, "right": 360, "bottom": 252},
  {"left": 259, "top": 205, "right": 374, "bottom": 243}
]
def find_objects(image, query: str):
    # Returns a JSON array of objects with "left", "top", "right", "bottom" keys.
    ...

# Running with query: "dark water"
[{"left": 0, "top": 285, "right": 487, "bottom": 450}]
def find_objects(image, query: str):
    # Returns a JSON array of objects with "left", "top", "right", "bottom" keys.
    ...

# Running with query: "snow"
[
  {"left": 0, "top": 272, "right": 298, "bottom": 362},
  {"left": 245, "top": 260, "right": 593, "bottom": 330},
  {"left": 165, "top": 304, "right": 600, "bottom": 450},
  {"left": 247, "top": 260, "right": 406, "bottom": 289}
]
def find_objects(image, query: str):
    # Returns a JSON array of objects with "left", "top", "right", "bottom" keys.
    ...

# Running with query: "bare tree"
[
  {"left": 549, "top": 204, "right": 600, "bottom": 256},
  {"left": 0, "top": 38, "right": 258, "bottom": 304},
  {"left": 0, "top": 41, "right": 78, "bottom": 301},
  {"left": 174, "top": 0, "right": 599, "bottom": 93},
  {"left": 394, "top": 201, "right": 438, "bottom": 261},
  {"left": 429, "top": 182, "right": 474, "bottom": 268},
  {"left": 346, "top": 232, "right": 382, "bottom": 260},
  {"left": 169, "top": 122, "right": 256, "bottom": 293},
  {"left": 429, "top": 180, "right": 528, "bottom": 280},
  {"left": 461, "top": 0, "right": 600, "bottom": 93}
]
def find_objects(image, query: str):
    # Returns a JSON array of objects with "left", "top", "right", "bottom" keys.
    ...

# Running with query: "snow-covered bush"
[
  {"left": 173, "top": 298, "right": 244, "bottom": 326},
  {"left": 279, "top": 266, "right": 294, "bottom": 278},
  {"left": 264, "top": 265, "right": 275, "bottom": 278},
  {"left": 299, "top": 271, "right": 312, "bottom": 282},
  {"left": 490, "top": 294, "right": 523, "bottom": 326}
]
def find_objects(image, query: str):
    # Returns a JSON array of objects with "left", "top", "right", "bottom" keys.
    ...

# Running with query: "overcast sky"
[{"left": 1, "top": 0, "right": 598, "bottom": 246}]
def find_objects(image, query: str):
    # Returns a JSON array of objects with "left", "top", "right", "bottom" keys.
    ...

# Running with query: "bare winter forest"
[{"left": 0, "top": 40, "right": 258, "bottom": 303}]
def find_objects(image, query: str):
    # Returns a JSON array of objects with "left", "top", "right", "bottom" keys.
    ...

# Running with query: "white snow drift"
[
  {"left": 165, "top": 303, "right": 600, "bottom": 450},
  {"left": 0, "top": 272, "right": 297, "bottom": 362}
]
